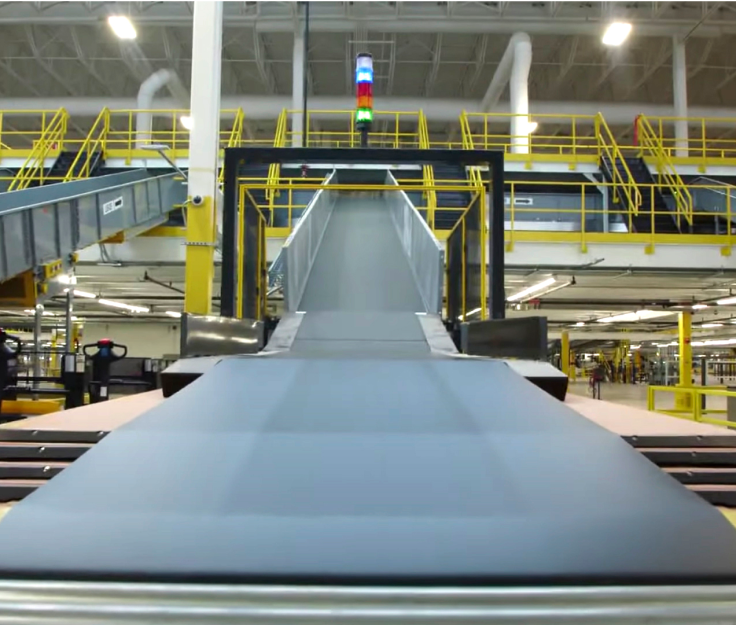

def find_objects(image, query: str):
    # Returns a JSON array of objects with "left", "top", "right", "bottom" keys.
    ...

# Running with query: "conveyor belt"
[
  {"left": 1, "top": 194, "right": 736, "bottom": 584},
  {"left": 292, "top": 197, "right": 431, "bottom": 354}
]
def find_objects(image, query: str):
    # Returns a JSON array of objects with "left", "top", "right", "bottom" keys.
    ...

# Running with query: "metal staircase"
[
  {"left": 433, "top": 163, "right": 472, "bottom": 230},
  {"left": 601, "top": 154, "right": 680, "bottom": 233},
  {"left": 45, "top": 150, "right": 104, "bottom": 185}
]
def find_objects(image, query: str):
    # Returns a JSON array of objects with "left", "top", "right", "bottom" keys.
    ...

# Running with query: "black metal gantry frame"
[{"left": 221, "top": 147, "right": 505, "bottom": 320}]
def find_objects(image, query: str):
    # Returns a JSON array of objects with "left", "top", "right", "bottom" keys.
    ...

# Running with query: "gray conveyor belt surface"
[{"left": 1, "top": 194, "right": 736, "bottom": 583}]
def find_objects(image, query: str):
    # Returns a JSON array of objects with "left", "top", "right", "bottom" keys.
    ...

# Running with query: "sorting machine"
[{"left": 0, "top": 148, "right": 734, "bottom": 623}]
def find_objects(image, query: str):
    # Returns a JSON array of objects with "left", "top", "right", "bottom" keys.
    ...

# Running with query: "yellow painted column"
[
  {"left": 184, "top": 0, "right": 223, "bottom": 315},
  {"left": 184, "top": 197, "right": 216, "bottom": 314},
  {"left": 675, "top": 311, "right": 693, "bottom": 411},
  {"left": 561, "top": 331, "right": 570, "bottom": 376}
]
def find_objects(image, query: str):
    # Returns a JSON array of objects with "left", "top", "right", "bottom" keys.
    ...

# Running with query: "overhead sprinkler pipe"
[
  {"left": 481, "top": 32, "right": 532, "bottom": 154},
  {"left": 135, "top": 69, "right": 189, "bottom": 147}
]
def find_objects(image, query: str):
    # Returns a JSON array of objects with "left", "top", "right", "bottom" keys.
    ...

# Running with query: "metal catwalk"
[{"left": 1, "top": 195, "right": 736, "bottom": 585}]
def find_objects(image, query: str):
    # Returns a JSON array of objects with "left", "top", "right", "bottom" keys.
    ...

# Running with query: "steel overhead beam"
[
  {"left": 625, "top": 40, "right": 672, "bottom": 96},
  {"left": 553, "top": 35, "right": 579, "bottom": 92},
  {"left": 423, "top": 33, "right": 442, "bottom": 98},
  {"left": 253, "top": 30, "right": 277, "bottom": 94},
  {"left": 69, "top": 26, "right": 113, "bottom": 95},
  {"left": 653, "top": 2, "right": 672, "bottom": 18},
  {"left": 0, "top": 14, "right": 731, "bottom": 36},
  {"left": 24, "top": 25, "right": 77, "bottom": 96},
  {"left": 386, "top": 33, "right": 396, "bottom": 96},
  {"left": 688, "top": 39, "right": 715, "bottom": 79},
  {"left": 464, "top": 33, "right": 488, "bottom": 97},
  {"left": 0, "top": 58, "right": 43, "bottom": 97}
]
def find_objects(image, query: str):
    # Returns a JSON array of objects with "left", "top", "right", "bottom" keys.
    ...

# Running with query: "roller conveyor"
[{"left": 1, "top": 190, "right": 736, "bottom": 622}]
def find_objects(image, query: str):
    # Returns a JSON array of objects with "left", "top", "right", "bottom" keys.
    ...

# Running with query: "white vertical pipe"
[
  {"left": 510, "top": 36, "right": 532, "bottom": 154},
  {"left": 481, "top": 33, "right": 532, "bottom": 155},
  {"left": 135, "top": 69, "right": 189, "bottom": 147},
  {"left": 672, "top": 36, "right": 688, "bottom": 158},
  {"left": 292, "top": 25, "right": 306, "bottom": 147},
  {"left": 187, "top": 1, "right": 222, "bottom": 200}
]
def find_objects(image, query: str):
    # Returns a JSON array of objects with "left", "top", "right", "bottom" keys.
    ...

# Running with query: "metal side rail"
[
  {"left": 0, "top": 170, "right": 185, "bottom": 283},
  {"left": 0, "top": 581, "right": 735, "bottom": 624}
]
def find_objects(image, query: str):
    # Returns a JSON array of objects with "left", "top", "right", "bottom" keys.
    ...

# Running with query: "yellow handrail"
[
  {"left": 8, "top": 108, "right": 68, "bottom": 191},
  {"left": 218, "top": 108, "right": 245, "bottom": 184},
  {"left": 637, "top": 115, "right": 693, "bottom": 227},
  {"left": 460, "top": 110, "right": 483, "bottom": 187},
  {"left": 266, "top": 109, "right": 288, "bottom": 221},
  {"left": 595, "top": 113, "right": 641, "bottom": 217},
  {"left": 417, "top": 110, "right": 437, "bottom": 228},
  {"left": 64, "top": 108, "right": 109, "bottom": 182}
]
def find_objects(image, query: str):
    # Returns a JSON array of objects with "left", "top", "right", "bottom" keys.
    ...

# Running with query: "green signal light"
[{"left": 356, "top": 108, "right": 373, "bottom": 122}]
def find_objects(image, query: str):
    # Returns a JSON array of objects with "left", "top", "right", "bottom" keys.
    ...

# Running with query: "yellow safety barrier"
[
  {"left": 0, "top": 398, "right": 63, "bottom": 416},
  {"left": 285, "top": 109, "right": 422, "bottom": 149},
  {"left": 417, "top": 110, "right": 437, "bottom": 229},
  {"left": 594, "top": 113, "right": 642, "bottom": 217},
  {"left": 503, "top": 179, "right": 734, "bottom": 254},
  {"left": 0, "top": 109, "right": 66, "bottom": 159},
  {"left": 9, "top": 108, "right": 68, "bottom": 190},
  {"left": 637, "top": 116, "right": 693, "bottom": 227},
  {"left": 64, "top": 107, "right": 110, "bottom": 182},
  {"left": 218, "top": 107, "right": 246, "bottom": 184},
  {"left": 648, "top": 385, "right": 736, "bottom": 429},
  {"left": 637, "top": 115, "right": 736, "bottom": 169},
  {"left": 266, "top": 109, "right": 288, "bottom": 214}
]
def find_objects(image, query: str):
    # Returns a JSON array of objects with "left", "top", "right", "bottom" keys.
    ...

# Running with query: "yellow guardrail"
[
  {"left": 285, "top": 109, "right": 422, "bottom": 148},
  {"left": 636, "top": 115, "right": 736, "bottom": 169},
  {"left": 594, "top": 113, "right": 642, "bottom": 217},
  {"left": 503, "top": 179, "right": 734, "bottom": 253},
  {"left": 0, "top": 109, "right": 66, "bottom": 158},
  {"left": 459, "top": 111, "right": 483, "bottom": 187},
  {"left": 8, "top": 108, "right": 68, "bottom": 190},
  {"left": 218, "top": 108, "right": 246, "bottom": 184},
  {"left": 637, "top": 116, "right": 693, "bottom": 227},
  {"left": 417, "top": 110, "right": 437, "bottom": 229},
  {"left": 266, "top": 108, "right": 288, "bottom": 213},
  {"left": 648, "top": 385, "right": 735, "bottom": 429},
  {"left": 64, "top": 107, "right": 109, "bottom": 182}
]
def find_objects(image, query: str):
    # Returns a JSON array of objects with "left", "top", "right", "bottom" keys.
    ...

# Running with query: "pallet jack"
[{"left": 83, "top": 339, "right": 128, "bottom": 403}]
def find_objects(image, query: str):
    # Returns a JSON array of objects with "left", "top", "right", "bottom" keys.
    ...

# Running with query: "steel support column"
[
  {"left": 184, "top": 0, "right": 222, "bottom": 315},
  {"left": 675, "top": 310, "right": 693, "bottom": 411},
  {"left": 65, "top": 288, "right": 74, "bottom": 354},
  {"left": 673, "top": 36, "right": 689, "bottom": 158},
  {"left": 292, "top": 15, "right": 306, "bottom": 147}
]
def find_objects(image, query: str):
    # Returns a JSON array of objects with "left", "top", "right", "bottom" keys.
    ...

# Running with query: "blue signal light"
[{"left": 355, "top": 69, "right": 373, "bottom": 84}]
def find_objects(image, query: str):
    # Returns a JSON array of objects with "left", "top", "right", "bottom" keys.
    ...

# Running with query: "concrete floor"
[{"left": 568, "top": 381, "right": 730, "bottom": 412}]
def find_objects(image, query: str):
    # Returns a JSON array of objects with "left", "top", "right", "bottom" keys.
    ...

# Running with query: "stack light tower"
[{"left": 355, "top": 52, "right": 373, "bottom": 148}]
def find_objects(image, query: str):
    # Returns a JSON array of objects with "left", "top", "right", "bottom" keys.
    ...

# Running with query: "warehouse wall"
[{"left": 81, "top": 323, "right": 180, "bottom": 358}]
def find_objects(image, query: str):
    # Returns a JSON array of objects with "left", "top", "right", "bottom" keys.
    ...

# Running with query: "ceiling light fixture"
[
  {"left": 597, "top": 310, "right": 674, "bottom": 323},
  {"left": 71, "top": 289, "right": 97, "bottom": 299},
  {"left": 717, "top": 296, "right": 736, "bottom": 305},
  {"left": 107, "top": 15, "right": 137, "bottom": 40},
  {"left": 507, "top": 277, "right": 557, "bottom": 302},
  {"left": 457, "top": 307, "right": 482, "bottom": 320},
  {"left": 575, "top": 321, "right": 585, "bottom": 327},
  {"left": 98, "top": 299, "right": 150, "bottom": 313},
  {"left": 180, "top": 115, "right": 193, "bottom": 130},
  {"left": 165, "top": 311, "right": 182, "bottom": 318},
  {"left": 692, "top": 304, "right": 709, "bottom": 310},
  {"left": 602, "top": 22, "right": 632, "bottom": 46},
  {"left": 701, "top": 323, "right": 724, "bottom": 328}
]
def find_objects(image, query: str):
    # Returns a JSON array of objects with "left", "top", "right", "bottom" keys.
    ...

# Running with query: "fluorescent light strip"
[
  {"left": 717, "top": 296, "right": 736, "bottom": 305},
  {"left": 701, "top": 323, "right": 723, "bottom": 328},
  {"left": 507, "top": 277, "right": 556, "bottom": 302},
  {"left": 457, "top": 307, "right": 482, "bottom": 320},
  {"left": 165, "top": 311, "right": 182, "bottom": 318},
  {"left": 692, "top": 304, "right": 709, "bottom": 310},
  {"left": 597, "top": 310, "right": 674, "bottom": 323},
  {"left": 98, "top": 299, "right": 149, "bottom": 313}
]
